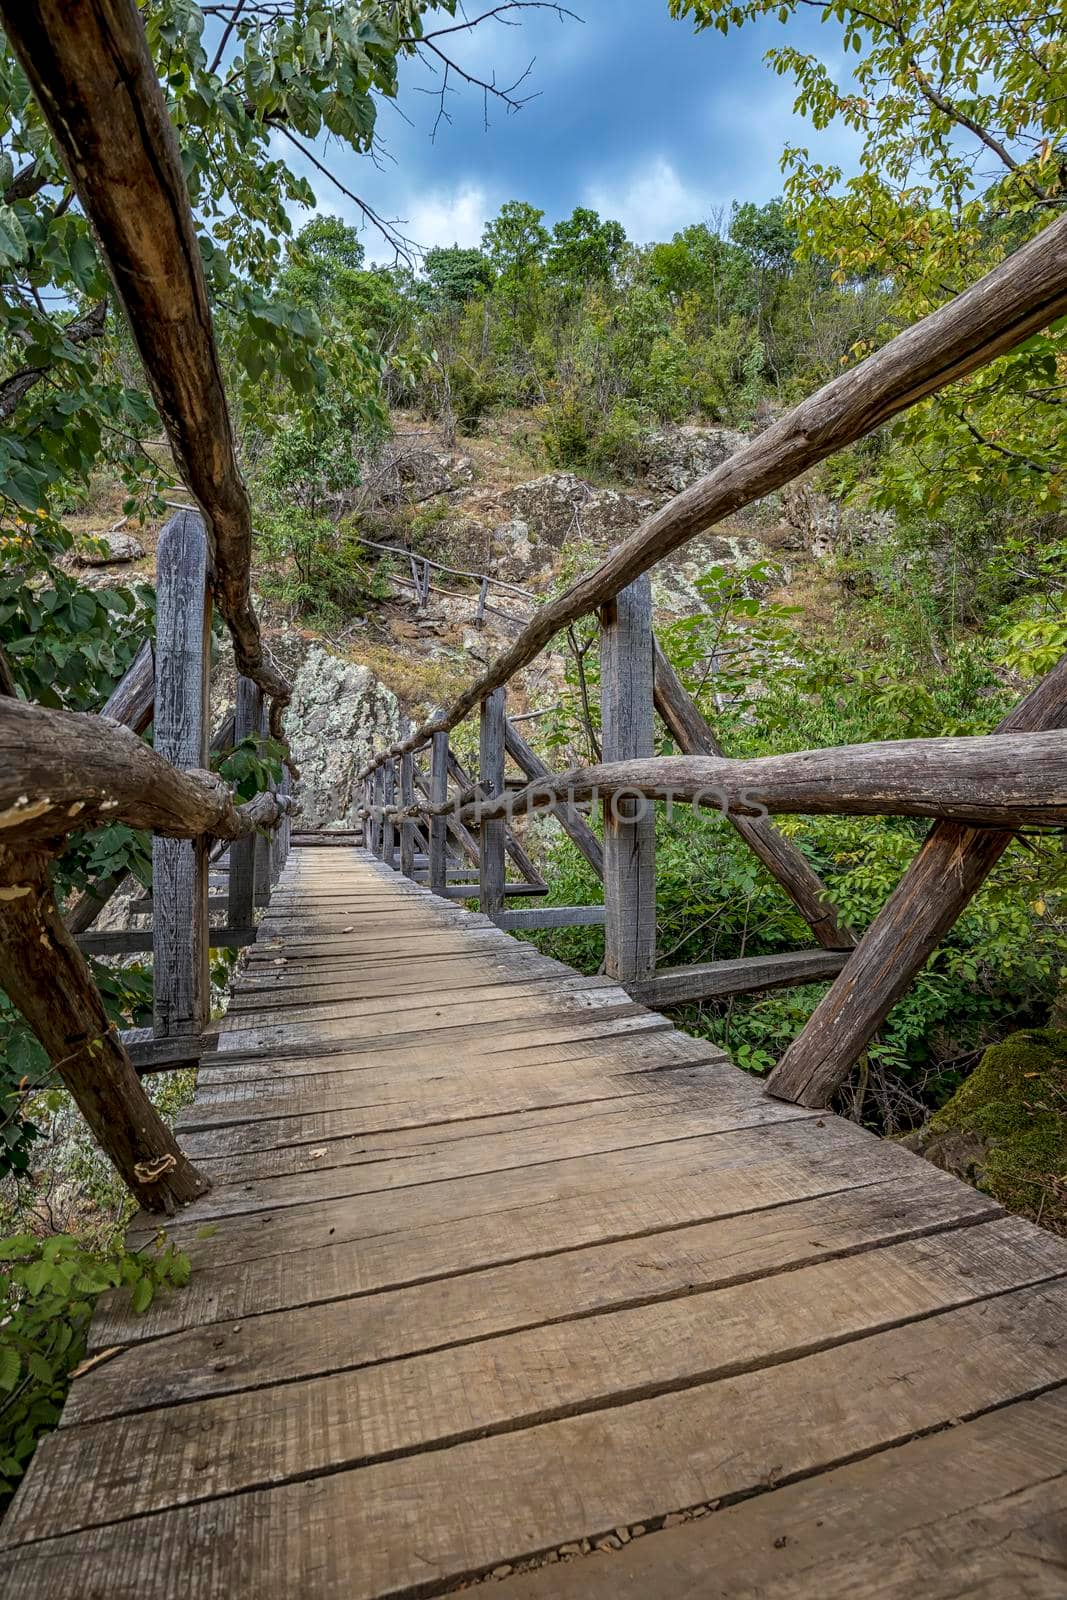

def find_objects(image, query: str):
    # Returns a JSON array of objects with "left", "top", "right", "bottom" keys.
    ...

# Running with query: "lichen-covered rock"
[
  {"left": 904, "top": 1028, "right": 1067, "bottom": 1231},
  {"left": 287, "top": 646, "right": 399, "bottom": 829},
  {"left": 506, "top": 474, "right": 651, "bottom": 543},
  {"left": 73, "top": 531, "right": 145, "bottom": 565},
  {"left": 781, "top": 480, "right": 895, "bottom": 560},
  {"left": 640, "top": 425, "right": 746, "bottom": 495}
]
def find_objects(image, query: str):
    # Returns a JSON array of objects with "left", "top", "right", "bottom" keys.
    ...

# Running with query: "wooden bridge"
[
  {"left": 4, "top": 839, "right": 1067, "bottom": 1595},
  {"left": 3, "top": 6, "right": 1067, "bottom": 1595}
]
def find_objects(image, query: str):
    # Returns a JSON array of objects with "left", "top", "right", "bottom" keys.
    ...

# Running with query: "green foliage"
[
  {"left": 670, "top": 0, "right": 1066, "bottom": 512},
  {"left": 0, "top": 1231, "right": 189, "bottom": 1507},
  {"left": 547, "top": 207, "right": 627, "bottom": 286},
  {"left": 215, "top": 735, "right": 285, "bottom": 802},
  {"left": 481, "top": 200, "right": 550, "bottom": 276},
  {"left": 424, "top": 245, "right": 494, "bottom": 305}
]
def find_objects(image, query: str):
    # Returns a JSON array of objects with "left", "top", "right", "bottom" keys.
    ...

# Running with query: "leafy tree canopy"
[
  {"left": 481, "top": 199, "right": 551, "bottom": 276},
  {"left": 670, "top": 0, "right": 1067, "bottom": 511},
  {"left": 547, "top": 206, "right": 628, "bottom": 284},
  {"left": 423, "top": 244, "right": 495, "bottom": 304}
]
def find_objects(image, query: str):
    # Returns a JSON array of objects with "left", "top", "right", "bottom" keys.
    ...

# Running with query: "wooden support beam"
[
  {"left": 479, "top": 689, "right": 507, "bottom": 918},
  {"left": 77, "top": 928, "right": 257, "bottom": 957},
  {"left": 227, "top": 677, "right": 260, "bottom": 930},
  {"left": 399, "top": 750, "right": 416, "bottom": 879},
  {"left": 252, "top": 700, "right": 272, "bottom": 909},
  {"left": 447, "top": 748, "right": 545, "bottom": 886},
  {"left": 600, "top": 575, "right": 657, "bottom": 986},
  {"left": 415, "top": 760, "right": 482, "bottom": 869},
  {"left": 766, "top": 655, "right": 1067, "bottom": 1108},
  {"left": 652, "top": 641, "right": 853, "bottom": 950},
  {"left": 381, "top": 760, "right": 397, "bottom": 871},
  {"left": 152, "top": 511, "right": 211, "bottom": 1039},
  {"left": 504, "top": 716, "right": 604, "bottom": 881},
  {"left": 492, "top": 904, "right": 607, "bottom": 931},
  {"left": 428, "top": 731, "right": 449, "bottom": 897},
  {"left": 630, "top": 949, "right": 851, "bottom": 1010}
]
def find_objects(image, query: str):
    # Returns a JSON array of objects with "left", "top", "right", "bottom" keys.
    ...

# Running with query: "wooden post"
[
  {"left": 429, "top": 731, "right": 449, "bottom": 896},
  {"left": 479, "top": 687, "right": 507, "bottom": 917},
  {"left": 400, "top": 750, "right": 416, "bottom": 879},
  {"left": 253, "top": 702, "right": 271, "bottom": 908},
  {"left": 505, "top": 715, "right": 604, "bottom": 881},
  {"left": 153, "top": 510, "right": 211, "bottom": 1039},
  {"left": 270, "top": 766, "right": 290, "bottom": 885},
  {"left": 370, "top": 765, "right": 383, "bottom": 858},
  {"left": 767, "top": 653, "right": 1067, "bottom": 1107},
  {"left": 600, "top": 574, "right": 656, "bottom": 985},
  {"left": 227, "top": 676, "right": 260, "bottom": 929},
  {"left": 382, "top": 760, "right": 397, "bottom": 871}
]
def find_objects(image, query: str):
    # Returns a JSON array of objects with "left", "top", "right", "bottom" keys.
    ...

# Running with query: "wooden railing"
[
  {"left": 62, "top": 508, "right": 295, "bottom": 1075},
  {"left": 360, "top": 209, "right": 1067, "bottom": 1112}
]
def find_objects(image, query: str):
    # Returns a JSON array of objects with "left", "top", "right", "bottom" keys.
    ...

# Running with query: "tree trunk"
[{"left": 0, "top": 847, "right": 209, "bottom": 1213}]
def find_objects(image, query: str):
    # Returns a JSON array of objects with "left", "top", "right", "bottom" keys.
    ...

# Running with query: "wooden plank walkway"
[{"left": 3, "top": 846, "right": 1067, "bottom": 1596}]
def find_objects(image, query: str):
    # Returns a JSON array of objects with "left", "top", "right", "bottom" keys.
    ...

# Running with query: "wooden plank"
[
  {"left": 505, "top": 714, "right": 604, "bottom": 879},
  {"left": 179, "top": 1058, "right": 724, "bottom": 1154},
  {"left": 71, "top": 1170, "right": 997, "bottom": 1422},
  {"left": 141, "top": 1116, "right": 900, "bottom": 1270},
  {"left": 153, "top": 1093, "right": 815, "bottom": 1224},
  {"left": 769, "top": 657, "right": 1067, "bottom": 1105},
  {"left": 7, "top": 1261, "right": 1066, "bottom": 1555},
  {"left": 600, "top": 574, "right": 656, "bottom": 985},
  {"left": 493, "top": 904, "right": 606, "bottom": 930},
  {"left": 653, "top": 639, "right": 854, "bottom": 950},
  {"left": 495, "top": 1392, "right": 1067, "bottom": 1599},
  {"left": 226, "top": 676, "right": 260, "bottom": 929},
  {"left": 10, "top": 1288, "right": 1067, "bottom": 1597},
  {"left": 428, "top": 730, "right": 449, "bottom": 894},
  {"left": 630, "top": 949, "right": 850, "bottom": 1007},
  {"left": 185, "top": 1032, "right": 707, "bottom": 1115},
  {"left": 151, "top": 510, "right": 211, "bottom": 1038},
  {"left": 440, "top": 882, "right": 548, "bottom": 900}
]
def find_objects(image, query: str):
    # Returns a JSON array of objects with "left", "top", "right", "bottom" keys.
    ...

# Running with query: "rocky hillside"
[{"left": 72, "top": 414, "right": 866, "bottom": 830}]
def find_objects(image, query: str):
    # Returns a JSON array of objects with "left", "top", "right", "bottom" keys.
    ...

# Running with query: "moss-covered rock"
[{"left": 907, "top": 1029, "right": 1067, "bottom": 1231}]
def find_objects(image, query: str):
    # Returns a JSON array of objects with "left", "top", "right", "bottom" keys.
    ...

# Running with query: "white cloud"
[
  {"left": 401, "top": 181, "right": 493, "bottom": 256},
  {"left": 584, "top": 156, "right": 717, "bottom": 245}
]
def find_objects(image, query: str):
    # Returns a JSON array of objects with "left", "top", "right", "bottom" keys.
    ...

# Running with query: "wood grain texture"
[
  {"left": 768, "top": 653, "right": 1067, "bottom": 1105},
  {"left": 631, "top": 949, "right": 850, "bottom": 1007},
  {"left": 9, "top": 847, "right": 1067, "bottom": 1593},
  {"left": 152, "top": 511, "right": 211, "bottom": 1037},
  {"left": 601, "top": 575, "right": 656, "bottom": 984},
  {"left": 226, "top": 676, "right": 260, "bottom": 928},
  {"left": 428, "top": 731, "right": 449, "bottom": 894},
  {"left": 6, "top": 1281, "right": 1067, "bottom": 1593}
]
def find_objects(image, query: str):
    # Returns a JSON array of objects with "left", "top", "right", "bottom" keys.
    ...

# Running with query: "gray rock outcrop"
[{"left": 287, "top": 646, "right": 399, "bottom": 829}]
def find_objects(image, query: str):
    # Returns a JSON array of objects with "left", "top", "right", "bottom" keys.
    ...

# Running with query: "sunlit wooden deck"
[{"left": 3, "top": 846, "right": 1066, "bottom": 1598}]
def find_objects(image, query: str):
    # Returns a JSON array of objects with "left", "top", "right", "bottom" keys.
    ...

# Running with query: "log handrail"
[{"left": 362, "top": 210, "right": 1067, "bottom": 777}]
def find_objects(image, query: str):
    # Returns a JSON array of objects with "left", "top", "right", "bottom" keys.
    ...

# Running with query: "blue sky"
[{"left": 277, "top": 1, "right": 862, "bottom": 261}]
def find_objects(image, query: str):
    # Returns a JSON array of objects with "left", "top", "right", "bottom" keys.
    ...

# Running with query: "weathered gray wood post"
[
  {"left": 600, "top": 574, "right": 656, "bottom": 986},
  {"left": 227, "top": 675, "right": 260, "bottom": 929},
  {"left": 479, "top": 687, "right": 506, "bottom": 918},
  {"left": 152, "top": 510, "right": 212, "bottom": 1038},
  {"left": 270, "top": 766, "right": 290, "bottom": 885},
  {"left": 253, "top": 701, "right": 272, "bottom": 908},
  {"left": 368, "top": 765, "right": 382, "bottom": 858},
  {"left": 429, "top": 731, "right": 449, "bottom": 896},
  {"left": 382, "top": 759, "right": 397, "bottom": 870},
  {"left": 400, "top": 749, "right": 416, "bottom": 879}
]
